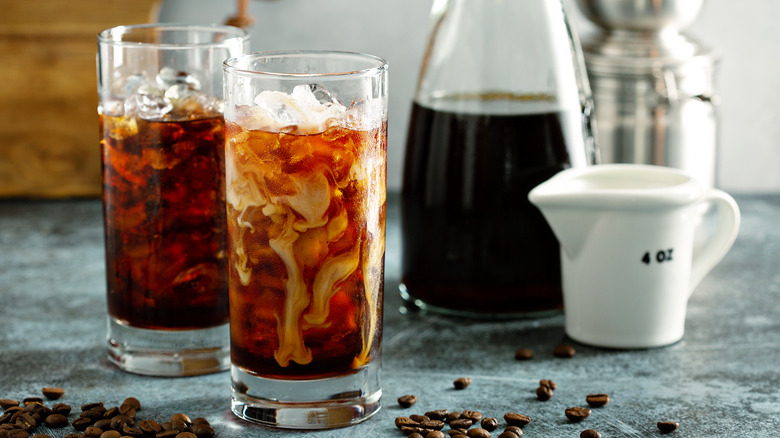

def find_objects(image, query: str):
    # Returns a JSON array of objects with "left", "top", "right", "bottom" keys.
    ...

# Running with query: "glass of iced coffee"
[
  {"left": 97, "top": 24, "right": 248, "bottom": 376},
  {"left": 222, "top": 51, "right": 387, "bottom": 428}
]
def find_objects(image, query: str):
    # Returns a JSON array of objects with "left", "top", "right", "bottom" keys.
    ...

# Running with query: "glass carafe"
[{"left": 400, "top": 0, "right": 596, "bottom": 318}]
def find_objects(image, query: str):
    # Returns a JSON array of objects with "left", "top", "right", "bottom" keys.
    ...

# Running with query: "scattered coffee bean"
[
  {"left": 419, "top": 420, "right": 445, "bottom": 431},
  {"left": 445, "top": 412, "right": 461, "bottom": 423},
  {"left": 52, "top": 403, "right": 71, "bottom": 416},
  {"left": 449, "top": 418, "right": 473, "bottom": 429},
  {"left": 43, "top": 414, "right": 68, "bottom": 428},
  {"left": 40, "top": 388, "right": 64, "bottom": 401},
  {"left": 99, "top": 431, "right": 120, "bottom": 438},
  {"left": 553, "top": 344, "right": 576, "bottom": 358},
  {"left": 72, "top": 417, "right": 92, "bottom": 430},
  {"left": 16, "top": 413, "right": 36, "bottom": 430},
  {"left": 580, "top": 429, "right": 601, "bottom": 438},
  {"left": 448, "top": 429, "right": 468, "bottom": 437},
  {"left": 514, "top": 348, "right": 534, "bottom": 361},
  {"left": 480, "top": 417, "right": 499, "bottom": 431},
  {"left": 585, "top": 394, "right": 610, "bottom": 408},
  {"left": 425, "top": 410, "right": 448, "bottom": 421},
  {"left": 657, "top": 421, "right": 679, "bottom": 434},
  {"left": 92, "top": 419, "right": 112, "bottom": 430},
  {"left": 398, "top": 395, "right": 418, "bottom": 408},
  {"left": 425, "top": 431, "right": 445, "bottom": 438},
  {"left": 504, "top": 425, "right": 523, "bottom": 436},
  {"left": 466, "top": 428, "right": 490, "bottom": 438},
  {"left": 120, "top": 398, "right": 141, "bottom": 412},
  {"left": 174, "top": 433, "right": 197, "bottom": 438},
  {"left": 0, "top": 400, "right": 20, "bottom": 410},
  {"left": 564, "top": 407, "right": 591, "bottom": 422},
  {"left": 504, "top": 413, "right": 530, "bottom": 427},
  {"left": 410, "top": 414, "right": 430, "bottom": 423},
  {"left": 102, "top": 407, "right": 119, "bottom": 420},
  {"left": 460, "top": 410, "right": 482, "bottom": 422},
  {"left": 453, "top": 377, "right": 472, "bottom": 390},
  {"left": 189, "top": 423, "right": 215, "bottom": 438},
  {"left": 80, "top": 403, "right": 103, "bottom": 412},
  {"left": 539, "top": 379, "right": 557, "bottom": 390},
  {"left": 122, "top": 425, "right": 143, "bottom": 437},
  {"left": 138, "top": 419, "right": 163, "bottom": 434},
  {"left": 536, "top": 385, "right": 553, "bottom": 401},
  {"left": 156, "top": 431, "right": 179, "bottom": 438},
  {"left": 409, "top": 433, "right": 424, "bottom": 438},
  {"left": 395, "top": 416, "right": 417, "bottom": 429},
  {"left": 83, "top": 426, "right": 103, "bottom": 438},
  {"left": 498, "top": 430, "right": 522, "bottom": 438},
  {"left": 7, "top": 429, "right": 31, "bottom": 438},
  {"left": 191, "top": 418, "right": 209, "bottom": 427},
  {"left": 401, "top": 426, "right": 427, "bottom": 435},
  {"left": 22, "top": 399, "right": 42, "bottom": 407}
]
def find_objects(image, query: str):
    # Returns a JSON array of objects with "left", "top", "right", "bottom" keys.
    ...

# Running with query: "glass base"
[
  {"left": 230, "top": 362, "right": 381, "bottom": 429},
  {"left": 399, "top": 283, "right": 562, "bottom": 320},
  {"left": 106, "top": 317, "right": 229, "bottom": 376}
]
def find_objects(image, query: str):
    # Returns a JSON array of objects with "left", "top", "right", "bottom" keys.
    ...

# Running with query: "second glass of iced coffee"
[{"left": 222, "top": 51, "right": 388, "bottom": 429}]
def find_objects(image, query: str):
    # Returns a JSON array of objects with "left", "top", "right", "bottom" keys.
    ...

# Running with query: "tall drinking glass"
[
  {"left": 223, "top": 51, "right": 387, "bottom": 428},
  {"left": 97, "top": 24, "right": 249, "bottom": 376}
]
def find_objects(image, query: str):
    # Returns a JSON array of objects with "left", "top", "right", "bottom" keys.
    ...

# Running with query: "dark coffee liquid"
[{"left": 400, "top": 100, "right": 588, "bottom": 315}]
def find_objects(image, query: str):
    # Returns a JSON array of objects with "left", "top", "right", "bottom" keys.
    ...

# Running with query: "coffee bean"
[
  {"left": 420, "top": 420, "right": 445, "bottom": 431},
  {"left": 514, "top": 348, "right": 534, "bottom": 361},
  {"left": 398, "top": 395, "right": 418, "bottom": 408},
  {"left": 155, "top": 431, "right": 179, "bottom": 438},
  {"left": 98, "top": 431, "right": 120, "bottom": 438},
  {"left": 110, "top": 415, "right": 134, "bottom": 430},
  {"left": 453, "top": 377, "right": 472, "bottom": 390},
  {"left": 504, "top": 426, "right": 523, "bottom": 436},
  {"left": 401, "top": 426, "right": 427, "bottom": 435},
  {"left": 410, "top": 415, "right": 429, "bottom": 423},
  {"left": 425, "top": 410, "right": 448, "bottom": 421},
  {"left": 445, "top": 412, "right": 461, "bottom": 423},
  {"left": 480, "top": 417, "right": 498, "bottom": 431},
  {"left": 553, "top": 344, "right": 576, "bottom": 358},
  {"left": 460, "top": 410, "right": 482, "bottom": 422},
  {"left": 536, "top": 385, "right": 553, "bottom": 401},
  {"left": 43, "top": 414, "right": 68, "bottom": 428},
  {"left": 585, "top": 394, "right": 610, "bottom": 408},
  {"left": 188, "top": 423, "right": 214, "bottom": 438},
  {"left": 395, "top": 416, "right": 417, "bottom": 429},
  {"left": 448, "top": 430, "right": 468, "bottom": 437},
  {"left": 122, "top": 425, "right": 143, "bottom": 437},
  {"left": 425, "top": 432, "right": 445, "bottom": 438},
  {"left": 409, "top": 433, "right": 424, "bottom": 438},
  {"left": 503, "top": 413, "right": 531, "bottom": 427},
  {"left": 174, "top": 433, "right": 197, "bottom": 438},
  {"left": 40, "top": 388, "right": 64, "bottom": 401},
  {"left": 83, "top": 426, "right": 103, "bottom": 438},
  {"left": 498, "top": 431, "right": 522, "bottom": 438},
  {"left": 120, "top": 398, "right": 141, "bottom": 412},
  {"left": 138, "top": 420, "right": 162, "bottom": 434},
  {"left": 102, "top": 407, "right": 119, "bottom": 420},
  {"left": 71, "top": 417, "right": 93, "bottom": 431},
  {"left": 15, "top": 413, "right": 36, "bottom": 430},
  {"left": 449, "top": 419, "right": 473, "bottom": 429},
  {"left": 81, "top": 407, "right": 106, "bottom": 421},
  {"left": 80, "top": 403, "right": 103, "bottom": 412},
  {"left": 0, "top": 400, "right": 19, "bottom": 411},
  {"left": 0, "top": 412, "right": 14, "bottom": 424},
  {"left": 466, "top": 428, "right": 490, "bottom": 438},
  {"left": 190, "top": 418, "right": 209, "bottom": 427},
  {"left": 92, "top": 419, "right": 112, "bottom": 430},
  {"left": 52, "top": 403, "right": 71, "bottom": 416},
  {"left": 564, "top": 407, "right": 591, "bottom": 422},
  {"left": 7, "top": 429, "right": 30, "bottom": 438},
  {"left": 539, "top": 379, "right": 557, "bottom": 390},
  {"left": 657, "top": 421, "right": 679, "bottom": 434},
  {"left": 580, "top": 429, "right": 601, "bottom": 438}
]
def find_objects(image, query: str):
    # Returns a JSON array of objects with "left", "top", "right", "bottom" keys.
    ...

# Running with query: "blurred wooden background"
[{"left": 0, "top": 0, "right": 160, "bottom": 198}]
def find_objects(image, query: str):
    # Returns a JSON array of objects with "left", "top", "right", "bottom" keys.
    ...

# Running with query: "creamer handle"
[{"left": 689, "top": 190, "right": 741, "bottom": 294}]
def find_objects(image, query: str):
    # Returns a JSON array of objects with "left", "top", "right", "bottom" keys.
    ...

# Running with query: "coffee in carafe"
[{"left": 400, "top": 0, "right": 597, "bottom": 318}]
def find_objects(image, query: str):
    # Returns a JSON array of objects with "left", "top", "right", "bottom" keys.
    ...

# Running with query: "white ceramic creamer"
[{"left": 528, "top": 164, "right": 740, "bottom": 348}]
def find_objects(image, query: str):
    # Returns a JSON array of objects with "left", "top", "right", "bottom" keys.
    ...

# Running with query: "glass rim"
[
  {"left": 223, "top": 50, "right": 388, "bottom": 79},
  {"left": 97, "top": 23, "right": 249, "bottom": 48}
]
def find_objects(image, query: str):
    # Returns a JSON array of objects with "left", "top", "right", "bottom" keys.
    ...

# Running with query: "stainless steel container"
[{"left": 576, "top": 0, "right": 719, "bottom": 188}]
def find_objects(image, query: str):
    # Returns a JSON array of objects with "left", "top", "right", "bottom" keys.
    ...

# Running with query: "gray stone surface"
[{"left": 1, "top": 194, "right": 779, "bottom": 437}]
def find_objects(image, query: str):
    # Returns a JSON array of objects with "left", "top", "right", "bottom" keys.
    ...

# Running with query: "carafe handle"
[{"left": 689, "top": 190, "right": 741, "bottom": 293}]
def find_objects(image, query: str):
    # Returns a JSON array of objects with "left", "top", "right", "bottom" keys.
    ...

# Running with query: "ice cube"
[
  {"left": 125, "top": 84, "right": 173, "bottom": 120},
  {"left": 156, "top": 67, "right": 201, "bottom": 90},
  {"left": 249, "top": 84, "right": 346, "bottom": 134},
  {"left": 121, "top": 74, "right": 148, "bottom": 97}
]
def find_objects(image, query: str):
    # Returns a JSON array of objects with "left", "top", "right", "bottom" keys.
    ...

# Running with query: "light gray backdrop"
[{"left": 160, "top": 0, "right": 780, "bottom": 194}]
